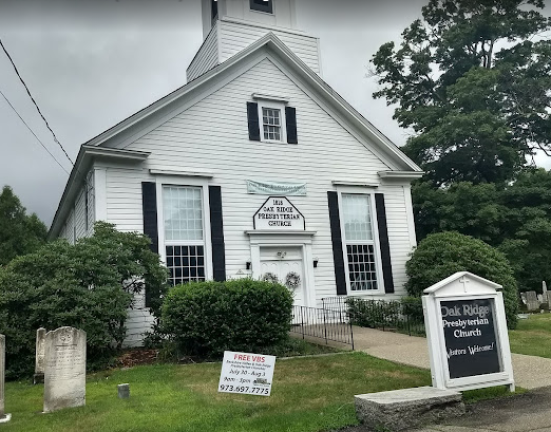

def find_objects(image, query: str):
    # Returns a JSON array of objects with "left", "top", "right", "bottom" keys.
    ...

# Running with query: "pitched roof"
[
  {"left": 50, "top": 33, "right": 422, "bottom": 237},
  {"left": 84, "top": 32, "right": 421, "bottom": 172}
]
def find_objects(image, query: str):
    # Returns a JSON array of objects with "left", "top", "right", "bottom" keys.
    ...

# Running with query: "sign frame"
[
  {"left": 253, "top": 196, "right": 306, "bottom": 231},
  {"left": 422, "top": 271, "right": 515, "bottom": 392},
  {"left": 218, "top": 351, "right": 276, "bottom": 397}
]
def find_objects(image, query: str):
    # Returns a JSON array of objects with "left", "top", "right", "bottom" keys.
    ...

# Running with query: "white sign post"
[
  {"left": 218, "top": 351, "right": 276, "bottom": 396},
  {"left": 423, "top": 271, "right": 515, "bottom": 392}
]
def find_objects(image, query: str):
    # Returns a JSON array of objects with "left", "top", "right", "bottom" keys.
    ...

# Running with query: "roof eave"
[{"left": 48, "top": 146, "right": 150, "bottom": 240}]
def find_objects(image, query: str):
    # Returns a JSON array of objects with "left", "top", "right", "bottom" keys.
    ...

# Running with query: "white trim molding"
[
  {"left": 149, "top": 169, "right": 214, "bottom": 179},
  {"left": 252, "top": 93, "right": 290, "bottom": 104},
  {"left": 332, "top": 181, "right": 379, "bottom": 188},
  {"left": 378, "top": 171, "right": 424, "bottom": 181}
]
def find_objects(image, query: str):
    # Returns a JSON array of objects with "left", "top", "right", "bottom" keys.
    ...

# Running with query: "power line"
[
  {"left": 0, "top": 89, "right": 71, "bottom": 175},
  {"left": 0, "top": 37, "right": 74, "bottom": 165}
]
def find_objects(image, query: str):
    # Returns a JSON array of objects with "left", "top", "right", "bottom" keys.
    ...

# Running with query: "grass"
[
  {"left": 3, "top": 352, "right": 431, "bottom": 432},
  {"left": 509, "top": 313, "right": 551, "bottom": 359}
]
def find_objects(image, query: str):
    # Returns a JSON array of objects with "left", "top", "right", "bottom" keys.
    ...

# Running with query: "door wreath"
[
  {"left": 285, "top": 271, "right": 301, "bottom": 290},
  {"left": 261, "top": 272, "right": 279, "bottom": 283}
]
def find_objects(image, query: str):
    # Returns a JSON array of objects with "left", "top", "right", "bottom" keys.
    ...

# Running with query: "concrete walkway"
[{"left": 353, "top": 326, "right": 551, "bottom": 390}]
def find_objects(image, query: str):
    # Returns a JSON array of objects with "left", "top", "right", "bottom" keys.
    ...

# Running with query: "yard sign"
[
  {"left": 422, "top": 272, "right": 515, "bottom": 392},
  {"left": 218, "top": 351, "right": 276, "bottom": 396}
]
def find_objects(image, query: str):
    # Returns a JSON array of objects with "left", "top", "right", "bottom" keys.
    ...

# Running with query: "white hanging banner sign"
[
  {"left": 218, "top": 351, "right": 276, "bottom": 396},
  {"left": 254, "top": 196, "right": 306, "bottom": 230},
  {"left": 247, "top": 180, "right": 307, "bottom": 196}
]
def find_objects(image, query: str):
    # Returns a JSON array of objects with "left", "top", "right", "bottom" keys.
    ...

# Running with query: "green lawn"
[
  {"left": 510, "top": 313, "right": 551, "bottom": 359},
  {"left": 3, "top": 352, "right": 431, "bottom": 432}
]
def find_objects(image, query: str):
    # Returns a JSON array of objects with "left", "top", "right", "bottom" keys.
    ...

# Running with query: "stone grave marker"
[
  {"left": 34, "top": 327, "right": 46, "bottom": 384},
  {"left": 43, "top": 327, "right": 86, "bottom": 413},
  {"left": 118, "top": 384, "right": 130, "bottom": 399},
  {"left": 543, "top": 281, "right": 548, "bottom": 301},
  {"left": 525, "top": 290, "right": 540, "bottom": 312},
  {"left": 0, "top": 335, "right": 11, "bottom": 423},
  {"left": 423, "top": 271, "right": 515, "bottom": 392}
]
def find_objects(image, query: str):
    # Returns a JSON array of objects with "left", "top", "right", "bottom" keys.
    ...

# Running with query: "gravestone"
[
  {"left": 543, "top": 281, "right": 549, "bottom": 302},
  {"left": 34, "top": 328, "right": 46, "bottom": 384},
  {"left": 0, "top": 335, "right": 11, "bottom": 423},
  {"left": 525, "top": 290, "right": 540, "bottom": 312},
  {"left": 118, "top": 384, "right": 130, "bottom": 399},
  {"left": 423, "top": 272, "right": 515, "bottom": 392},
  {"left": 43, "top": 327, "right": 86, "bottom": 413}
]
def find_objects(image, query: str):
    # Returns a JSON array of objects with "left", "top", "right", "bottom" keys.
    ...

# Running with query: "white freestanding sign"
[
  {"left": 218, "top": 351, "right": 276, "bottom": 396},
  {"left": 422, "top": 272, "right": 515, "bottom": 392}
]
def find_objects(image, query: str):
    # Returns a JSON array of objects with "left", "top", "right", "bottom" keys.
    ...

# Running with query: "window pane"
[
  {"left": 262, "top": 108, "right": 282, "bottom": 141},
  {"left": 166, "top": 245, "right": 206, "bottom": 286},
  {"left": 342, "top": 193, "right": 373, "bottom": 241},
  {"left": 347, "top": 244, "right": 378, "bottom": 291},
  {"left": 163, "top": 186, "right": 204, "bottom": 241},
  {"left": 250, "top": 0, "right": 273, "bottom": 13}
]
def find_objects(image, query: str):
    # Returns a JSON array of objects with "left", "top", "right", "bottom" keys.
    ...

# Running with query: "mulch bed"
[{"left": 116, "top": 349, "right": 160, "bottom": 368}]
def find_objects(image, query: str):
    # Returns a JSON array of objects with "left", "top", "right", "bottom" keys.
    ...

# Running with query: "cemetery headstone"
[
  {"left": 525, "top": 290, "right": 540, "bottom": 312},
  {"left": 543, "top": 281, "right": 549, "bottom": 303},
  {"left": 423, "top": 272, "right": 515, "bottom": 392},
  {"left": 43, "top": 327, "right": 86, "bottom": 413},
  {"left": 118, "top": 384, "right": 130, "bottom": 399},
  {"left": 0, "top": 335, "right": 11, "bottom": 423},
  {"left": 34, "top": 327, "right": 46, "bottom": 384}
]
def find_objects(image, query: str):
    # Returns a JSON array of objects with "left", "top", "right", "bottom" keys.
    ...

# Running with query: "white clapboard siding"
[
  {"left": 187, "top": 22, "right": 220, "bottom": 82},
  {"left": 103, "top": 57, "right": 413, "bottom": 318},
  {"left": 74, "top": 189, "right": 87, "bottom": 240},
  {"left": 124, "top": 292, "right": 155, "bottom": 348},
  {"left": 219, "top": 21, "right": 320, "bottom": 73},
  {"left": 87, "top": 170, "right": 95, "bottom": 235},
  {"left": 59, "top": 209, "right": 75, "bottom": 244}
]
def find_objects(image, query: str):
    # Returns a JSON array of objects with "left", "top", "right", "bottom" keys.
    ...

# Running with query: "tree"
[
  {"left": 411, "top": 169, "right": 551, "bottom": 292},
  {"left": 371, "top": 0, "right": 551, "bottom": 186},
  {"left": 0, "top": 185, "right": 47, "bottom": 266},
  {"left": 0, "top": 222, "right": 168, "bottom": 378}
]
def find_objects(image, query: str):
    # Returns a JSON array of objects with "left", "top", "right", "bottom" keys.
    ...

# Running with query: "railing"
[
  {"left": 322, "top": 296, "right": 425, "bottom": 337},
  {"left": 290, "top": 305, "right": 355, "bottom": 350}
]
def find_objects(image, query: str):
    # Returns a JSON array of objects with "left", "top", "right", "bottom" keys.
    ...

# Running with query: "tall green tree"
[
  {"left": 0, "top": 185, "right": 47, "bottom": 266},
  {"left": 372, "top": 0, "right": 551, "bottom": 186}
]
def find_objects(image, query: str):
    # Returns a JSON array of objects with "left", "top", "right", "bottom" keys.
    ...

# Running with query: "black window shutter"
[
  {"left": 328, "top": 191, "right": 347, "bottom": 296},
  {"left": 286, "top": 106, "right": 298, "bottom": 144},
  {"left": 209, "top": 186, "right": 226, "bottom": 282},
  {"left": 247, "top": 102, "right": 261, "bottom": 141},
  {"left": 142, "top": 182, "right": 159, "bottom": 308},
  {"left": 375, "top": 193, "right": 395, "bottom": 294}
]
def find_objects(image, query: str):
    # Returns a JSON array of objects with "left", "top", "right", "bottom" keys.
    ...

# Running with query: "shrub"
[
  {"left": 0, "top": 222, "right": 168, "bottom": 379},
  {"left": 406, "top": 231, "right": 519, "bottom": 329},
  {"left": 346, "top": 297, "right": 425, "bottom": 335},
  {"left": 161, "top": 279, "right": 293, "bottom": 358}
]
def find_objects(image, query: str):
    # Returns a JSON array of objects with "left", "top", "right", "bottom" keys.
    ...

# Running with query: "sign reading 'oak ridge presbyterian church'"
[
  {"left": 253, "top": 197, "right": 306, "bottom": 230},
  {"left": 423, "top": 272, "right": 515, "bottom": 392}
]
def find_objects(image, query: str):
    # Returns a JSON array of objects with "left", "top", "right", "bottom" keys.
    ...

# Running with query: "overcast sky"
[{"left": 1, "top": 0, "right": 550, "bottom": 227}]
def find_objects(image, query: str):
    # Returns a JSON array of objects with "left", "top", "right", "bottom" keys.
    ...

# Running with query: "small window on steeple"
[
  {"left": 250, "top": 0, "right": 273, "bottom": 14},
  {"left": 211, "top": 0, "right": 218, "bottom": 21}
]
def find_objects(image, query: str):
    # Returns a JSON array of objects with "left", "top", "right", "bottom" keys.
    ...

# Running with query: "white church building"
[{"left": 49, "top": 0, "right": 423, "bottom": 345}]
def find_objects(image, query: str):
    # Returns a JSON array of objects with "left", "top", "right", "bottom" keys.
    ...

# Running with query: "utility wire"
[
  {"left": 0, "top": 37, "right": 74, "bottom": 165},
  {"left": 0, "top": 89, "right": 70, "bottom": 175}
]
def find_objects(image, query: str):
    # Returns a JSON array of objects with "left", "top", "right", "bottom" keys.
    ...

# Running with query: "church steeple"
[{"left": 187, "top": 0, "right": 321, "bottom": 82}]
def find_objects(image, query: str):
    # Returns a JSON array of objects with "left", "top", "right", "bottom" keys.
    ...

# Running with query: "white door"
[{"left": 260, "top": 247, "right": 306, "bottom": 306}]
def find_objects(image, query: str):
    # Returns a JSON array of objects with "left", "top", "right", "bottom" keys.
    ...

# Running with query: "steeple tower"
[{"left": 187, "top": 0, "right": 321, "bottom": 81}]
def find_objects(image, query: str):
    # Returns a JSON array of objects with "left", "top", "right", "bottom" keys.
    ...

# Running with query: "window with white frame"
[
  {"left": 262, "top": 107, "right": 282, "bottom": 141},
  {"left": 163, "top": 185, "right": 206, "bottom": 286},
  {"left": 250, "top": 0, "right": 273, "bottom": 14},
  {"left": 341, "top": 193, "right": 379, "bottom": 292}
]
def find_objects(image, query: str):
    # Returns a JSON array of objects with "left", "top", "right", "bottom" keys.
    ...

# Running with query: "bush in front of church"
[
  {"left": 161, "top": 279, "right": 294, "bottom": 358},
  {"left": 0, "top": 222, "right": 169, "bottom": 379},
  {"left": 406, "top": 231, "right": 519, "bottom": 329}
]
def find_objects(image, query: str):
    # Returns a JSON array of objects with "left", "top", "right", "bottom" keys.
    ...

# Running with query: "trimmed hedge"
[
  {"left": 161, "top": 279, "right": 293, "bottom": 358},
  {"left": 406, "top": 231, "right": 519, "bottom": 329}
]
